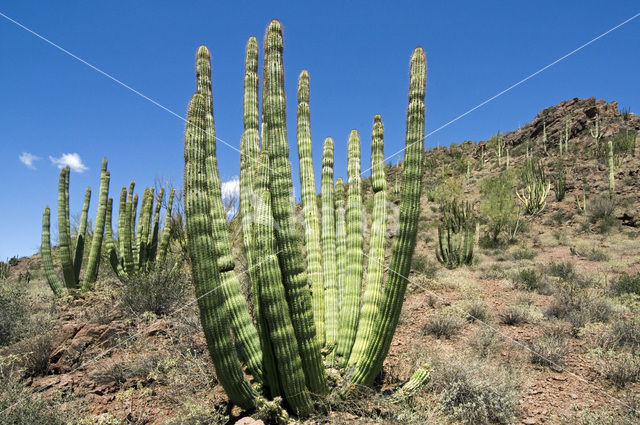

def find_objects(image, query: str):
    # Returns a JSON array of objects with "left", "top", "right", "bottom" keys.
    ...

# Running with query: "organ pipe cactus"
[
  {"left": 435, "top": 200, "right": 475, "bottom": 269},
  {"left": 41, "top": 159, "right": 110, "bottom": 295},
  {"left": 184, "top": 20, "right": 426, "bottom": 414},
  {"left": 608, "top": 139, "right": 615, "bottom": 199},
  {"left": 106, "top": 185, "right": 175, "bottom": 281}
]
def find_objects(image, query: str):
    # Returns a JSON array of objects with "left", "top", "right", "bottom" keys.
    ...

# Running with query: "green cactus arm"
[
  {"left": 392, "top": 363, "right": 431, "bottom": 401},
  {"left": 349, "top": 115, "right": 388, "bottom": 367},
  {"left": 137, "top": 188, "right": 155, "bottom": 270},
  {"left": 184, "top": 92, "right": 257, "bottom": 410},
  {"left": 254, "top": 186, "right": 313, "bottom": 416},
  {"left": 157, "top": 188, "right": 175, "bottom": 266},
  {"left": 148, "top": 187, "right": 164, "bottom": 262},
  {"left": 57, "top": 166, "right": 77, "bottom": 289},
  {"left": 321, "top": 137, "right": 338, "bottom": 353},
  {"left": 297, "top": 69, "right": 325, "bottom": 347},
  {"left": 72, "top": 187, "right": 91, "bottom": 283},
  {"left": 83, "top": 158, "right": 110, "bottom": 287},
  {"left": 116, "top": 186, "right": 127, "bottom": 260},
  {"left": 131, "top": 192, "right": 139, "bottom": 265},
  {"left": 350, "top": 47, "right": 426, "bottom": 386},
  {"left": 334, "top": 177, "right": 346, "bottom": 319},
  {"left": 105, "top": 197, "right": 126, "bottom": 281},
  {"left": 122, "top": 182, "right": 136, "bottom": 275},
  {"left": 337, "top": 129, "right": 364, "bottom": 364},
  {"left": 262, "top": 19, "right": 327, "bottom": 394},
  {"left": 196, "top": 44, "right": 264, "bottom": 383},
  {"left": 41, "top": 206, "right": 64, "bottom": 297}
]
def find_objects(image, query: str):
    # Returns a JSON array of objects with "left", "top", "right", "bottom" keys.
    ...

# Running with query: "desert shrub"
[
  {"left": 470, "top": 328, "right": 501, "bottom": 358},
  {"left": 0, "top": 281, "right": 29, "bottom": 346},
  {"left": 463, "top": 299, "right": 491, "bottom": 323},
  {"left": 8, "top": 324, "right": 54, "bottom": 377},
  {"left": 545, "top": 286, "right": 615, "bottom": 332},
  {"left": 586, "top": 248, "right": 609, "bottom": 262},
  {"left": 428, "top": 353, "right": 520, "bottom": 425},
  {"left": 611, "top": 273, "right": 640, "bottom": 296},
  {"left": 479, "top": 171, "right": 520, "bottom": 245},
  {"left": 499, "top": 306, "right": 529, "bottom": 326},
  {"left": 91, "top": 353, "right": 162, "bottom": 386},
  {"left": 547, "top": 261, "right": 575, "bottom": 281},
  {"left": 510, "top": 247, "right": 537, "bottom": 261},
  {"left": 593, "top": 349, "right": 640, "bottom": 388},
  {"left": 512, "top": 268, "right": 550, "bottom": 294},
  {"left": 411, "top": 254, "right": 439, "bottom": 279},
  {"left": 0, "top": 378, "right": 65, "bottom": 425},
  {"left": 430, "top": 176, "right": 463, "bottom": 205},
  {"left": 117, "top": 263, "right": 189, "bottom": 316},
  {"left": 423, "top": 310, "right": 466, "bottom": 338},
  {"left": 529, "top": 330, "right": 569, "bottom": 369},
  {"left": 599, "top": 318, "right": 640, "bottom": 350},
  {"left": 589, "top": 196, "right": 615, "bottom": 224}
]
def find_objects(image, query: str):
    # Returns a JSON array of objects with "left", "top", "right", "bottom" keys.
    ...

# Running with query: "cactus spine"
[{"left": 297, "top": 70, "right": 325, "bottom": 346}]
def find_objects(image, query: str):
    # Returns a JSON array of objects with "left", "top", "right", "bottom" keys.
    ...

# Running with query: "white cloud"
[
  {"left": 19, "top": 152, "right": 41, "bottom": 169},
  {"left": 49, "top": 153, "right": 88, "bottom": 173},
  {"left": 221, "top": 176, "right": 240, "bottom": 219}
]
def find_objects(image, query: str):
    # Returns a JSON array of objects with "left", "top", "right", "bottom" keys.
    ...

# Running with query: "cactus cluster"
[
  {"left": 517, "top": 157, "right": 551, "bottom": 215},
  {"left": 435, "top": 200, "right": 475, "bottom": 268},
  {"left": 106, "top": 183, "right": 175, "bottom": 281},
  {"left": 183, "top": 20, "right": 426, "bottom": 414},
  {"left": 41, "top": 159, "right": 110, "bottom": 296}
]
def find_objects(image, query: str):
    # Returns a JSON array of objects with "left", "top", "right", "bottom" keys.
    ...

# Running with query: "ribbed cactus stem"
[
  {"left": 156, "top": 188, "right": 175, "bottom": 266},
  {"left": 254, "top": 183, "right": 313, "bottom": 416},
  {"left": 262, "top": 19, "right": 327, "bottom": 394},
  {"left": 72, "top": 187, "right": 91, "bottom": 283},
  {"left": 321, "top": 137, "right": 338, "bottom": 353},
  {"left": 349, "top": 115, "right": 387, "bottom": 368},
  {"left": 351, "top": 47, "right": 426, "bottom": 386},
  {"left": 41, "top": 206, "right": 63, "bottom": 297},
  {"left": 122, "top": 182, "right": 136, "bottom": 275},
  {"left": 117, "top": 186, "right": 127, "bottom": 258},
  {"left": 184, "top": 92, "right": 257, "bottom": 409},
  {"left": 148, "top": 187, "right": 164, "bottom": 262},
  {"left": 83, "top": 158, "right": 110, "bottom": 287},
  {"left": 57, "top": 166, "right": 76, "bottom": 289},
  {"left": 334, "top": 178, "right": 346, "bottom": 323},
  {"left": 337, "top": 129, "right": 363, "bottom": 364},
  {"left": 196, "top": 44, "right": 264, "bottom": 383},
  {"left": 608, "top": 139, "right": 615, "bottom": 199},
  {"left": 297, "top": 70, "right": 325, "bottom": 346}
]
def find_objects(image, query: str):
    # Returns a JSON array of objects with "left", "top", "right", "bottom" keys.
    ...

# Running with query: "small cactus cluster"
[
  {"left": 517, "top": 157, "right": 551, "bottom": 215},
  {"left": 435, "top": 200, "right": 475, "bottom": 268},
  {"left": 106, "top": 183, "right": 175, "bottom": 281},
  {"left": 183, "top": 20, "right": 426, "bottom": 415},
  {"left": 41, "top": 159, "right": 110, "bottom": 296}
]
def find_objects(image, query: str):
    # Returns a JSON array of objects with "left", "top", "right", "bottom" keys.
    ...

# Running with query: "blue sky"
[{"left": 1, "top": 1, "right": 639, "bottom": 259}]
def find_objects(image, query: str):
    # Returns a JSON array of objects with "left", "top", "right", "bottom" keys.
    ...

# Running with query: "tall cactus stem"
[
  {"left": 83, "top": 158, "right": 110, "bottom": 287},
  {"left": 41, "top": 206, "right": 64, "bottom": 297},
  {"left": 297, "top": 70, "right": 325, "bottom": 346},
  {"left": 321, "top": 137, "right": 338, "bottom": 354}
]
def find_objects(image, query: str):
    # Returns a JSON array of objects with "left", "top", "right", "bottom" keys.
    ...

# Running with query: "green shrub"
[
  {"left": 513, "top": 268, "right": 550, "bottom": 294},
  {"left": 117, "top": 263, "right": 189, "bottom": 316},
  {"left": 529, "top": 330, "right": 569, "bottom": 369},
  {"left": 499, "top": 306, "right": 529, "bottom": 326},
  {"left": 547, "top": 261, "right": 575, "bottom": 281},
  {"left": 589, "top": 196, "right": 615, "bottom": 224},
  {"left": 463, "top": 299, "right": 491, "bottom": 323},
  {"left": 423, "top": 310, "right": 466, "bottom": 339},
  {"left": 510, "top": 248, "right": 537, "bottom": 260},
  {"left": 0, "top": 281, "right": 29, "bottom": 346},
  {"left": 411, "top": 254, "right": 439, "bottom": 279},
  {"left": 593, "top": 349, "right": 640, "bottom": 388},
  {"left": 479, "top": 171, "right": 520, "bottom": 244},
  {"left": 470, "top": 328, "right": 500, "bottom": 358},
  {"left": 428, "top": 353, "right": 520, "bottom": 425},
  {"left": 612, "top": 273, "right": 640, "bottom": 296},
  {"left": 0, "top": 378, "right": 65, "bottom": 425}
]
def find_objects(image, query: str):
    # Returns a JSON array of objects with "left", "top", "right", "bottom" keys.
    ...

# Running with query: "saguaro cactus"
[
  {"left": 41, "top": 159, "right": 110, "bottom": 295},
  {"left": 184, "top": 20, "right": 426, "bottom": 414}
]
